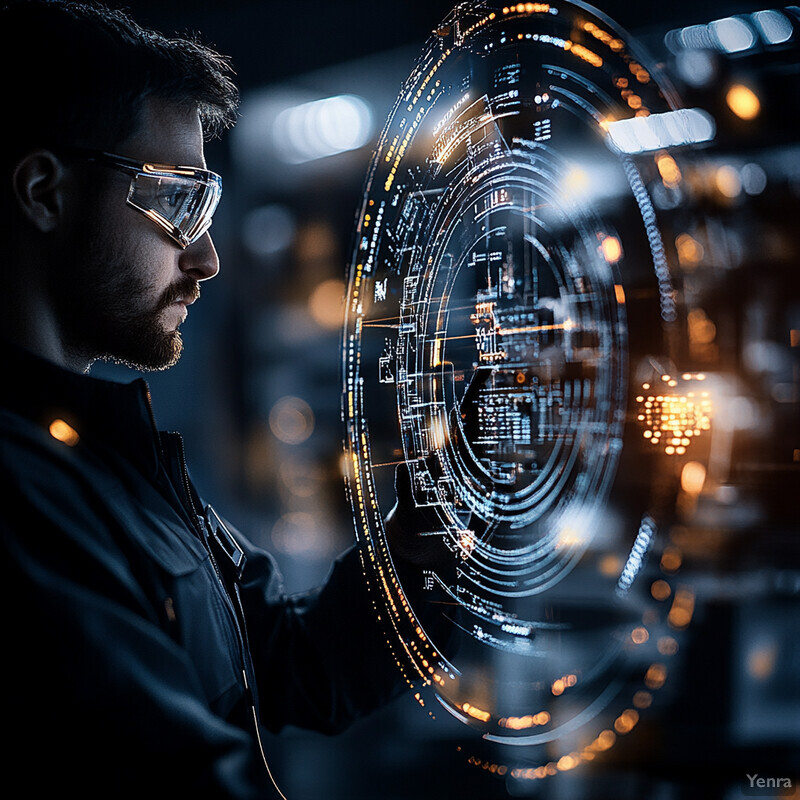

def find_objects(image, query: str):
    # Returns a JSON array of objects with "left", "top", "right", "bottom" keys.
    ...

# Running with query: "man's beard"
[
  {"left": 98, "top": 275, "right": 200, "bottom": 371},
  {"left": 59, "top": 245, "right": 201, "bottom": 372}
]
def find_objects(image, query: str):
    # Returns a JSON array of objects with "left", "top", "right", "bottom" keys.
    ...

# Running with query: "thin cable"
[{"left": 251, "top": 705, "right": 289, "bottom": 800}]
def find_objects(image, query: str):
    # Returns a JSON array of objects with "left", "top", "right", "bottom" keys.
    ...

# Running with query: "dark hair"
[{"left": 0, "top": 0, "right": 240, "bottom": 161}]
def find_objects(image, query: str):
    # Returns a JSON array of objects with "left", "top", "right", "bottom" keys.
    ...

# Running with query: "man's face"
[{"left": 59, "top": 98, "right": 220, "bottom": 371}]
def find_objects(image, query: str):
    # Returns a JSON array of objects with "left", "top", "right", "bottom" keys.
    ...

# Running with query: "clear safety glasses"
[{"left": 67, "top": 149, "right": 223, "bottom": 249}]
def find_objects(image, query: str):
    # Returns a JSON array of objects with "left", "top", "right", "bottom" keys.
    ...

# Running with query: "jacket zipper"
[
  {"left": 173, "top": 436, "right": 247, "bottom": 654},
  {"left": 172, "top": 435, "right": 287, "bottom": 799}
]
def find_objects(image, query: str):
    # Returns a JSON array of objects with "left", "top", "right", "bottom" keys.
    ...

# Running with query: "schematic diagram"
[{"left": 341, "top": 0, "right": 729, "bottom": 777}]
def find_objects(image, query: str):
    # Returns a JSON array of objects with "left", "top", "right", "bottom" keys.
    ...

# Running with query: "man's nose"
[{"left": 180, "top": 231, "right": 220, "bottom": 281}]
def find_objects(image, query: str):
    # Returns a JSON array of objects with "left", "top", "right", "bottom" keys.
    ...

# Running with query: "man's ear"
[{"left": 11, "top": 150, "right": 68, "bottom": 233}]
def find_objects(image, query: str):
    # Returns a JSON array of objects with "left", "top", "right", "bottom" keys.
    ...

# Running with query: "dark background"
[
  {"left": 92, "top": 1, "right": 799, "bottom": 798},
  {"left": 107, "top": 0, "right": 777, "bottom": 90}
]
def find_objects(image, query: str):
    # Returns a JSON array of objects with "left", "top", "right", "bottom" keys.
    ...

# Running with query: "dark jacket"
[{"left": 0, "top": 343, "right": 402, "bottom": 798}]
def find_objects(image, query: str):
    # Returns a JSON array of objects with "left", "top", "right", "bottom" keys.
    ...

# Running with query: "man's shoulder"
[
  {"left": 0, "top": 407, "right": 70, "bottom": 463},
  {"left": 0, "top": 405, "right": 83, "bottom": 459},
  {"left": 0, "top": 405, "right": 121, "bottom": 510},
  {"left": 0, "top": 404, "right": 206, "bottom": 576}
]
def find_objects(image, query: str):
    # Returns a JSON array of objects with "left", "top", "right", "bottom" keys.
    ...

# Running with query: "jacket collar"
[{"left": 2, "top": 340, "right": 162, "bottom": 477}]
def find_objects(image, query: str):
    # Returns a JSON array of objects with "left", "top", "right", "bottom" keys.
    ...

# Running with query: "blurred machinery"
[{"left": 225, "top": 2, "right": 799, "bottom": 797}]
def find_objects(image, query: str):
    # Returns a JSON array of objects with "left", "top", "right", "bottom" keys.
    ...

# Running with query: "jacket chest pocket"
[
  {"left": 166, "top": 558, "right": 246, "bottom": 715},
  {"left": 129, "top": 512, "right": 248, "bottom": 718}
]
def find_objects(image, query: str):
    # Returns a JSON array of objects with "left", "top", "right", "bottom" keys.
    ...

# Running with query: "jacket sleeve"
[{"left": 235, "top": 530, "right": 410, "bottom": 735}]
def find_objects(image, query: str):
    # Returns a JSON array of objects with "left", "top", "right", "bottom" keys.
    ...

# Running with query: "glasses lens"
[{"left": 127, "top": 169, "right": 222, "bottom": 246}]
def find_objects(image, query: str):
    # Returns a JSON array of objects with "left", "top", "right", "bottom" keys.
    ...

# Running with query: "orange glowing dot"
[
  {"left": 681, "top": 461, "right": 706, "bottom": 495},
  {"left": 726, "top": 83, "right": 761, "bottom": 120},
  {"left": 668, "top": 607, "right": 692, "bottom": 628},
  {"left": 49, "top": 419, "right": 80, "bottom": 447},
  {"left": 651, "top": 579, "right": 672, "bottom": 601},
  {"left": 594, "top": 729, "right": 616, "bottom": 751},
  {"left": 656, "top": 153, "right": 682, "bottom": 187},
  {"left": 715, "top": 165, "right": 742, "bottom": 198},
  {"left": 614, "top": 708, "right": 639, "bottom": 734},
  {"left": 660, "top": 547, "right": 682, "bottom": 572},
  {"left": 633, "top": 690, "right": 653, "bottom": 709},
  {"left": 462, "top": 702, "right": 491, "bottom": 722},
  {"left": 557, "top": 753, "right": 580, "bottom": 771},
  {"left": 668, "top": 587, "right": 695, "bottom": 629},
  {"left": 308, "top": 278, "right": 346, "bottom": 331},
  {"left": 631, "top": 626, "right": 649, "bottom": 644},
  {"left": 599, "top": 235, "right": 622, "bottom": 263},
  {"left": 657, "top": 636, "right": 679, "bottom": 656},
  {"left": 644, "top": 662, "right": 668, "bottom": 690},
  {"left": 598, "top": 553, "right": 623, "bottom": 576}
]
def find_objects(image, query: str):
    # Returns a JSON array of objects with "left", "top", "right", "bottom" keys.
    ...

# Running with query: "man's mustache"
[{"left": 159, "top": 278, "right": 200, "bottom": 310}]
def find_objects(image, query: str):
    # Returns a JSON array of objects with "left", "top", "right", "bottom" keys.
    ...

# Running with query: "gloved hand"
[{"left": 384, "top": 461, "right": 452, "bottom": 569}]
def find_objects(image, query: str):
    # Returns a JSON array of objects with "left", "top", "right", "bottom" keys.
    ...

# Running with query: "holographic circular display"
[{"left": 343, "top": 0, "right": 707, "bottom": 776}]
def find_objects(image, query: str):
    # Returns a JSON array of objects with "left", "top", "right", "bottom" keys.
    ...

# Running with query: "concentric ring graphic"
[{"left": 343, "top": 0, "right": 704, "bottom": 773}]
